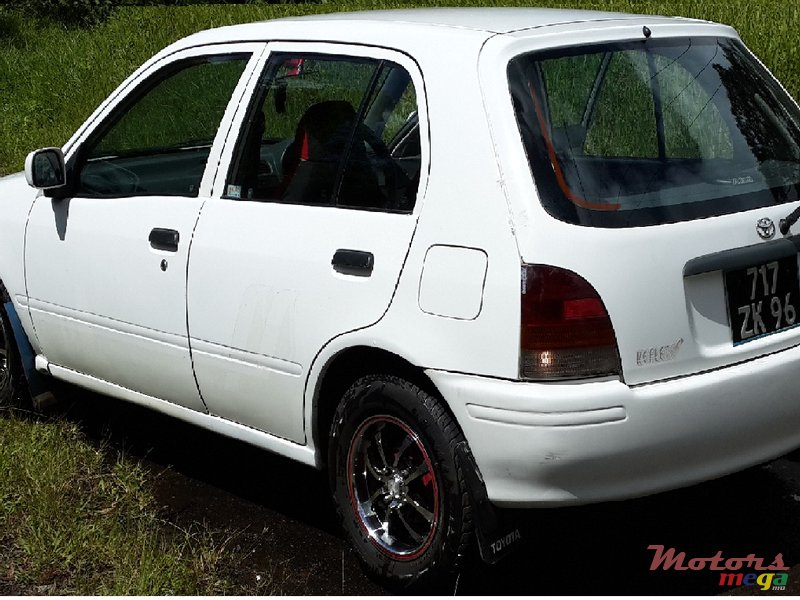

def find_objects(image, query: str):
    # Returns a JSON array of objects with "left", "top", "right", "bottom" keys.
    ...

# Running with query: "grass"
[
  {"left": 0, "top": 409, "right": 241, "bottom": 595},
  {"left": 1, "top": 1, "right": 799, "bottom": 175},
  {"left": 0, "top": 0, "right": 798, "bottom": 592}
]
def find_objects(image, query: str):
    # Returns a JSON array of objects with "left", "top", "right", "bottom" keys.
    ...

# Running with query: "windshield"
[{"left": 508, "top": 37, "right": 800, "bottom": 227}]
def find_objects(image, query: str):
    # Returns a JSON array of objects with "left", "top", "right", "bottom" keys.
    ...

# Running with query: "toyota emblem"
[{"left": 756, "top": 217, "right": 776, "bottom": 240}]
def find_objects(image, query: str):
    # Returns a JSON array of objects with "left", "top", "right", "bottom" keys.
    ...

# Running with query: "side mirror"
[{"left": 24, "top": 147, "right": 66, "bottom": 190}]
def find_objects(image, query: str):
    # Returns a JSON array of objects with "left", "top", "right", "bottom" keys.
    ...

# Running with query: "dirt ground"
[{"left": 55, "top": 389, "right": 800, "bottom": 595}]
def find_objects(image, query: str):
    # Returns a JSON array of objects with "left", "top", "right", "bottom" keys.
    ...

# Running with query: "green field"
[
  {"left": 1, "top": 0, "right": 799, "bottom": 176},
  {"left": 0, "top": 413, "right": 240, "bottom": 594},
  {"left": 1, "top": 0, "right": 800, "bottom": 593}
]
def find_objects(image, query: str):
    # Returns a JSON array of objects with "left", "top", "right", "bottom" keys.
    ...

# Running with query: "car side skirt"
[{"left": 45, "top": 361, "right": 318, "bottom": 468}]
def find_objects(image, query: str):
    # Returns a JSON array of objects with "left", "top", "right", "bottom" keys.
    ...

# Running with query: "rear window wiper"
[{"left": 779, "top": 205, "right": 800, "bottom": 235}]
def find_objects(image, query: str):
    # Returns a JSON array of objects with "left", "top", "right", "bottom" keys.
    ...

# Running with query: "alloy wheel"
[{"left": 346, "top": 414, "right": 439, "bottom": 560}]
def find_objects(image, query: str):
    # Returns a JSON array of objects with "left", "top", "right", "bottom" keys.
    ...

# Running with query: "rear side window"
[
  {"left": 509, "top": 37, "right": 800, "bottom": 227},
  {"left": 225, "top": 53, "right": 420, "bottom": 212}
]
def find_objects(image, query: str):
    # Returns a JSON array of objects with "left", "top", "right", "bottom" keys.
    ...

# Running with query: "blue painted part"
[{"left": 3, "top": 301, "right": 49, "bottom": 396}]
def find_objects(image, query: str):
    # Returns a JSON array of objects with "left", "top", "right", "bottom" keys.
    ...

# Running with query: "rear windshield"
[{"left": 508, "top": 37, "right": 800, "bottom": 227}]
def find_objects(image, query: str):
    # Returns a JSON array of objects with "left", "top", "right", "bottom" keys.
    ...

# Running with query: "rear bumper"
[{"left": 427, "top": 345, "right": 800, "bottom": 507}]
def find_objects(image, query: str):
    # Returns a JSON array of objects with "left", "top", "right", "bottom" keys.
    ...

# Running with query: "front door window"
[{"left": 75, "top": 54, "right": 250, "bottom": 198}]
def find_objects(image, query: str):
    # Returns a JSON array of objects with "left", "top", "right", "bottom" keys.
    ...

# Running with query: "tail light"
[{"left": 520, "top": 264, "right": 621, "bottom": 380}]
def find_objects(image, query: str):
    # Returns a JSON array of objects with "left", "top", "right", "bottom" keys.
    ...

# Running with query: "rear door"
[{"left": 187, "top": 43, "right": 427, "bottom": 441}]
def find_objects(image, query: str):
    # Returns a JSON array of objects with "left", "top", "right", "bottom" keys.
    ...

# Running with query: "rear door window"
[
  {"left": 225, "top": 53, "right": 420, "bottom": 212},
  {"left": 509, "top": 37, "right": 800, "bottom": 227}
]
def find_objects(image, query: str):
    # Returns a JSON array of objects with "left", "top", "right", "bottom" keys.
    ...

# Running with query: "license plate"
[{"left": 724, "top": 255, "right": 800, "bottom": 345}]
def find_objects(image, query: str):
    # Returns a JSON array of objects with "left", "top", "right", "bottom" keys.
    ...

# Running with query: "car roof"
[
  {"left": 171, "top": 8, "right": 710, "bottom": 52},
  {"left": 275, "top": 8, "right": 688, "bottom": 33}
]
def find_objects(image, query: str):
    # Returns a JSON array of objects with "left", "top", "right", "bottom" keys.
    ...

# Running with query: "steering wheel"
[
  {"left": 358, "top": 124, "right": 412, "bottom": 210},
  {"left": 78, "top": 159, "right": 142, "bottom": 196}
]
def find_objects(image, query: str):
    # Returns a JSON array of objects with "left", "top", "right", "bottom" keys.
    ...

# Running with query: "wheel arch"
[
  {"left": 0, "top": 275, "right": 37, "bottom": 359},
  {"left": 0, "top": 274, "right": 53, "bottom": 406},
  {"left": 0, "top": 276, "right": 26, "bottom": 352},
  {"left": 310, "top": 345, "right": 450, "bottom": 466}
]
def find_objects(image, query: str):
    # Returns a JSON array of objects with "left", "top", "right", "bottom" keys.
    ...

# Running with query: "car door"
[
  {"left": 187, "top": 43, "right": 428, "bottom": 441},
  {"left": 24, "top": 44, "right": 264, "bottom": 411}
]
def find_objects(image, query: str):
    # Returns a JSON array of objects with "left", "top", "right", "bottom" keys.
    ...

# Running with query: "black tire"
[
  {"left": 0, "top": 285, "right": 25, "bottom": 408},
  {"left": 328, "top": 375, "right": 473, "bottom": 591}
]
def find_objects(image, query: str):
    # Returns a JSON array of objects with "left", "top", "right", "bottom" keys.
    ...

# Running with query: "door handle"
[
  {"left": 149, "top": 228, "right": 180, "bottom": 252},
  {"left": 332, "top": 249, "right": 374, "bottom": 277}
]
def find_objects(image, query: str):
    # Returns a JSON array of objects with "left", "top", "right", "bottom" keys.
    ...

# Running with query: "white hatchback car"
[{"left": 3, "top": 6, "right": 800, "bottom": 588}]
